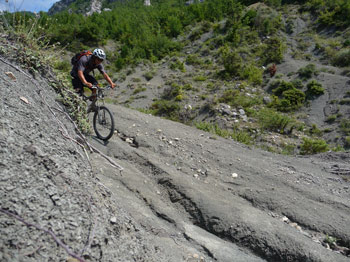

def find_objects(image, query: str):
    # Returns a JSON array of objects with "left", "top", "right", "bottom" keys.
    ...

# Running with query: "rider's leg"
[
  {"left": 72, "top": 77, "right": 84, "bottom": 95},
  {"left": 85, "top": 74, "right": 99, "bottom": 99}
]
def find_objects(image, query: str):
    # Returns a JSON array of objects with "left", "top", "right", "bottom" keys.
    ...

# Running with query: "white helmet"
[{"left": 93, "top": 48, "right": 106, "bottom": 60}]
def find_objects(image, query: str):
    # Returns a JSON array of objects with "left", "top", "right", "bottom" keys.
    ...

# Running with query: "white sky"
[{"left": 0, "top": 0, "right": 60, "bottom": 12}]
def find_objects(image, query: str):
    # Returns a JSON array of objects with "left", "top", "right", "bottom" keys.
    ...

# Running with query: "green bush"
[
  {"left": 218, "top": 89, "right": 239, "bottom": 104},
  {"left": 166, "top": 16, "right": 183, "bottom": 37},
  {"left": 162, "top": 83, "right": 183, "bottom": 100},
  {"left": 195, "top": 122, "right": 252, "bottom": 145},
  {"left": 193, "top": 75, "right": 207, "bottom": 81},
  {"left": 150, "top": 100, "right": 180, "bottom": 119},
  {"left": 189, "top": 22, "right": 211, "bottom": 41},
  {"left": 143, "top": 71, "right": 155, "bottom": 81},
  {"left": 340, "top": 119, "right": 350, "bottom": 135},
  {"left": 221, "top": 48, "right": 242, "bottom": 76},
  {"left": 133, "top": 87, "right": 146, "bottom": 94},
  {"left": 325, "top": 115, "right": 337, "bottom": 123},
  {"left": 260, "top": 37, "right": 286, "bottom": 64},
  {"left": 186, "top": 54, "right": 203, "bottom": 65},
  {"left": 218, "top": 89, "right": 262, "bottom": 109},
  {"left": 339, "top": 99, "right": 350, "bottom": 105},
  {"left": 345, "top": 136, "right": 350, "bottom": 148},
  {"left": 257, "top": 108, "right": 293, "bottom": 134},
  {"left": 170, "top": 58, "right": 185, "bottom": 72},
  {"left": 300, "top": 137, "right": 329, "bottom": 155},
  {"left": 241, "top": 64, "right": 263, "bottom": 85},
  {"left": 291, "top": 79, "right": 303, "bottom": 89},
  {"left": 250, "top": 4, "right": 282, "bottom": 36},
  {"left": 333, "top": 49, "right": 350, "bottom": 67},
  {"left": 306, "top": 80, "right": 325, "bottom": 98},
  {"left": 298, "top": 64, "right": 317, "bottom": 80},
  {"left": 309, "top": 124, "right": 323, "bottom": 136},
  {"left": 272, "top": 81, "right": 294, "bottom": 96},
  {"left": 53, "top": 60, "right": 71, "bottom": 71},
  {"left": 282, "top": 88, "right": 306, "bottom": 106},
  {"left": 270, "top": 81, "right": 306, "bottom": 112}
]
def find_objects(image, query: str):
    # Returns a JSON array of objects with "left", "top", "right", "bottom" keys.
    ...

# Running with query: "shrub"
[
  {"left": 143, "top": 71, "right": 155, "bottom": 81},
  {"left": 325, "top": 115, "right": 337, "bottom": 123},
  {"left": 261, "top": 37, "right": 286, "bottom": 64},
  {"left": 218, "top": 89, "right": 239, "bottom": 104},
  {"left": 345, "top": 136, "right": 350, "bottom": 148},
  {"left": 53, "top": 60, "right": 71, "bottom": 71},
  {"left": 300, "top": 137, "right": 329, "bottom": 155},
  {"left": 283, "top": 88, "right": 306, "bottom": 105},
  {"left": 218, "top": 89, "right": 261, "bottom": 109},
  {"left": 132, "top": 77, "right": 141, "bottom": 82},
  {"left": 339, "top": 99, "right": 350, "bottom": 105},
  {"left": 298, "top": 64, "right": 317, "bottom": 80},
  {"left": 340, "top": 119, "right": 350, "bottom": 135},
  {"left": 195, "top": 122, "right": 252, "bottom": 145},
  {"left": 193, "top": 75, "right": 207, "bottom": 81},
  {"left": 291, "top": 79, "right": 303, "bottom": 89},
  {"left": 133, "top": 87, "right": 146, "bottom": 94},
  {"left": 150, "top": 100, "right": 180, "bottom": 119},
  {"left": 170, "top": 58, "right": 185, "bottom": 72},
  {"left": 272, "top": 81, "right": 294, "bottom": 96},
  {"left": 257, "top": 108, "right": 293, "bottom": 134},
  {"left": 241, "top": 64, "right": 263, "bottom": 85},
  {"left": 252, "top": 5, "right": 282, "bottom": 36},
  {"left": 271, "top": 81, "right": 306, "bottom": 112},
  {"left": 306, "top": 80, "right": 325, "bottom": 98},
  {"left": 183, "top": 83, "right": 193, "bottom": 90},
  {"left": 221, "top": 48, "right": 242, "bottom": 76},
  {"left": 166, "top": 16, "right": 183, "bottom": 37},
  {"left": 186, "top": 54, "right": 203, "bottom": 65},
  {"left": 162, "top": 83, "right": 183, "bottom": 100},
  {"left": 206, "top": 82, "right": 216, "bottom": 90},
  {"left": 309, "top": 124, "right": 323, "bottom": 136}
]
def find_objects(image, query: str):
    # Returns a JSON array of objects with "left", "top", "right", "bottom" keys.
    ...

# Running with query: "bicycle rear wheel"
[{"left": 93, "top": 106, "right": 115, "bottom": 141}]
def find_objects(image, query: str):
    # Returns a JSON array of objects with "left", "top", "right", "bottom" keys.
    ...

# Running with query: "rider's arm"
[
  {"left": 103, "top": 72, "right": 116, "bottom": 88},
  {"left": 78, "top": 70, "right": 92, "bottom": 88}
]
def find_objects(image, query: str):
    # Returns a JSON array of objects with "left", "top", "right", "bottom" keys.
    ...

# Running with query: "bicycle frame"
[{"left": 84, "top": 85, "right": 111, "bottom": 113}]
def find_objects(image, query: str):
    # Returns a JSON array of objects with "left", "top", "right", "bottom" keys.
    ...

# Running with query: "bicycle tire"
[{"left": 93, "top": 106, "right": 115, "bottom": 141}]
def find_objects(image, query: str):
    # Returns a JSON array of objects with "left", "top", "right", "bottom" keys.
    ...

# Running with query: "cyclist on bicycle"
[{"left": 71, "top": 48, "right": 116, "bottom": 97}]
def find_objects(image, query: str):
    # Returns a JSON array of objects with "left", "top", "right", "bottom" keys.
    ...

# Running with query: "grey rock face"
[
  {"left": 48, "top": 0, "right": 76, "bottom": 15},
  {"left": 48, "top": 0, "right": 122, "bottom": 15}
]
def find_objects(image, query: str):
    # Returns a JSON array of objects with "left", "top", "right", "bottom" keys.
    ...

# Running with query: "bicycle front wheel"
[{"left": 93, "top": 106, "right": 115, "bottom": 141}]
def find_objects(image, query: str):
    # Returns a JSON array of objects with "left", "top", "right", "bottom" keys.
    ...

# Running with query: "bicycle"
[{"left": 83, "top": 85, "right": 115, "bottom": 141}]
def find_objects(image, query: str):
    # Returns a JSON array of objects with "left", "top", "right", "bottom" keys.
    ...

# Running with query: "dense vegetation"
[{"left": 2, "top": 0, "right": 349, "bottom": 69}]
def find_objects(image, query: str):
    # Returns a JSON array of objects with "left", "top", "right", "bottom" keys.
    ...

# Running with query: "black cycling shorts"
[{"left": 72, "top": 74, "right": 98, "bottom": 95}]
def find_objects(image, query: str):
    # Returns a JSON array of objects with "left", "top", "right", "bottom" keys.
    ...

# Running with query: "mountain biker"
[{"left": 71, "top": 48, "right": 116, "bottom": 96}]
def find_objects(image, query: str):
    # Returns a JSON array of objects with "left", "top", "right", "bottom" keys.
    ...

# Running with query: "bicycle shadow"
[{"left": 91, "top": 136, "right": 110, "bottom": 146}]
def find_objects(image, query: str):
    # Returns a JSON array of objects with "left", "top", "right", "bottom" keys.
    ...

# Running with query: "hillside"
[
  {"left": 109, "top": 3, "right": 350, "bottom": 154},
  {"left": 1, "top": 0, "right": 350, "bottom": 261},
  {"left": 1, "top": 49, "right": 350, "bottom": 261},
  {"left": 36, "top": 0, "right": 350, "bottom": 154}
]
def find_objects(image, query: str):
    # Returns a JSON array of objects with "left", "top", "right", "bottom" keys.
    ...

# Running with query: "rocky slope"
[
  {"left": 1, "top": 51, "right": 349, "bottom": 261},
  {"left": 110, "top": 4, "right": 350, "bottom": 152},
  {"left": 0, "top": 56, "right": 212, "bottom": 262},
  {"left": 48, "top": 0, "right": 118, "bottom": 15}
]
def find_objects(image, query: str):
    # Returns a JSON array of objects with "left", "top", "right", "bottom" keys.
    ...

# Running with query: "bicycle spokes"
[{"left": 93, "top": 106, "right": 115, "bottom": 141}]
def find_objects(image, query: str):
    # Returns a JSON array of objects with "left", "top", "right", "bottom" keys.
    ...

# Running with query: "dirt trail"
[{"left": 90, "top": 104, "right": 350, "bottom": 261}]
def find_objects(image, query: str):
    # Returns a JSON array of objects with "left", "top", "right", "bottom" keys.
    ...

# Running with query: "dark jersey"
[{"left": 71, "top": 55, "right": 105, "bottom": 78}]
